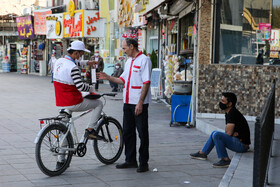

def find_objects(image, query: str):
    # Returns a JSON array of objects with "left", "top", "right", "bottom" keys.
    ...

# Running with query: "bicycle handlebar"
[{"left": 101, "top": 93, "right": 117, "bottom": 97}]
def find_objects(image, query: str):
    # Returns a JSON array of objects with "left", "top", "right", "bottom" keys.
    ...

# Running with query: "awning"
[
  {"left": 0, "top": 31, "right": 18, "bottom": 36},
  {"left": 143, "top": 0, "right": 172, "bottom": 18}
]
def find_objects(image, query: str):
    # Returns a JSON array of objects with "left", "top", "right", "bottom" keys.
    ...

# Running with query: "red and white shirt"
[
  {"left": 120, "top": 52, "right": 152, "bottom": 105},
  {"left": 53, "top": 56, "right": 91, "bottom": 107}
]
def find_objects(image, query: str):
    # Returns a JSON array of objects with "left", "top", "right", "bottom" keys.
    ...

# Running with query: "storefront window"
[
  {"left": 179, "top": 13, "right": 195, "bottom": 56},
  {"left": 214, "top": 0, "right": 271, "bottom": 65},
  {"left": 167, "top": 19, "right": 178, "bottom": 54}
]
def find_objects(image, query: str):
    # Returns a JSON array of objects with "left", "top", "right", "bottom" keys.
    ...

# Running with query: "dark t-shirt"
[{"left": 225, "top": 107, "right": 251, "bottom": 145}]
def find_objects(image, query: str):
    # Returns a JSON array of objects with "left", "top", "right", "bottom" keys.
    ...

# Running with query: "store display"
[
  {"left": 19, "top": 47, "right": 28, "bottom": 74},
  {"left": 163, "top": 54, "right": 179, "bottom": 98}
]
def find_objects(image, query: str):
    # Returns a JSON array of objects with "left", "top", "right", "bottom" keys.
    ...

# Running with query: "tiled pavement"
[{"left": 0, "top": 73, "right": 231, "bottom": 187}]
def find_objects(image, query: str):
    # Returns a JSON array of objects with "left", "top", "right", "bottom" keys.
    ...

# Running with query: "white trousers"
[{"left": 58, "top": 98, "right": 103, "bottom": 130}]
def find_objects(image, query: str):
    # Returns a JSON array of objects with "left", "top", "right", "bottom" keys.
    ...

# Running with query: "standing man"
[
  {"left": 91, "top": 50, "right": 104, "bottom": 91},
  {"left": 48, "top": 54, "right": 57, "bottom": 83},
  {"left": 98, "top": 38, "right": 152, "bottom": 172},
  {"left": 110, "top": 62, "right": 123, "bottom": 92},
  {"left": 190, "top": 92, "right": 250, "bottom": 168}
]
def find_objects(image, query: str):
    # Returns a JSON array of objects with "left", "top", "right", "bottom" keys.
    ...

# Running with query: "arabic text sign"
[
  {"left": 34, "top": 10, "right": 52, "bottom": 35},
  {"left": 46, "top": 13, "right": 63, "bottom": 39},
  {"left": 84, "top": 11, "right": 106, "bottom": 38},
  {"left": 16, "top": 16, "right": 35, "bottom": 40},
  {"left": 63, "top": 10, "right": 84, "bottom": 38}
]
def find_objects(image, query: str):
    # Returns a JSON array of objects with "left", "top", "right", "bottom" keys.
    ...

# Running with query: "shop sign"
[
  {"left": 135, "top": 0, "right": 149, "bottom": 13},
  {"left": 63, "top": 10, "right": 84, "bottom": 38},
  {"left": 84, "top": 11, "right": 106, "bottom": 38},
  {"left": 34, "top": 10, "right": 52, "bottom": 35},
  {"left": 16, "top": 16, "right": 35, "bottom": 40},
  {"left": 46, "top": 14, "right": 63, "bottom": 39},
  {"left": 256, "top": 30, "right": 263, "bottom": 43},
  {"left": 259, "top": 23, "right": 271, "bottom": 41},
  {"left": 270, "top": 51, "right": 279, "bottom": 58},
  {"left": 122, "top": 28, "right": 143, "bottom": 50},
  {"left": 132, "top": 13, "right": 147, "bottom": 27},
  {"left": 118, "top": 0, "right": 134, "bottom": 27},
  {"left": 271, "top": 29, "right": 279, "bottom": 47},
  {"left": 187, "top": 26, "right": 193, "bottom": 36}
]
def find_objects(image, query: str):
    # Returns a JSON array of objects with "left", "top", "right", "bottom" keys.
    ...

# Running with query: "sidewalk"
[
  {"left": 1, "top": 72, "right": 278, "bottom": 187},
  {"left": 0, "top": 73, "right": 228, "bottom": 187}
]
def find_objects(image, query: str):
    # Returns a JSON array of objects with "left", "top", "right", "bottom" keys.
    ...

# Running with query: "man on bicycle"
[
  {"left": 98, "top": 38, "right": 152, "bottom": 172},
  {"left": 53, "top": 40, "right": 103, "bottom": 143}
]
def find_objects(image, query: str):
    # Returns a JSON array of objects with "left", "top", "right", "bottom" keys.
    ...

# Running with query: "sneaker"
[
  {"left": 56, "top": 161, "right": 64, "bottom": 170},
  {"left": 212, "top": 159, "right": 231, "bottom": 168},
  {"left": 84, "top": 129, "right": 103, "bottom": 140},
  {"left": 190, "top": 151, "right": 207, "bottom": 160}
]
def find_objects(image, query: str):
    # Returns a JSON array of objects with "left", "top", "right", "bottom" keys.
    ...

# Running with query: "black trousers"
[{"left": 123, "top": 103, "right": 149, "bottom": 165}]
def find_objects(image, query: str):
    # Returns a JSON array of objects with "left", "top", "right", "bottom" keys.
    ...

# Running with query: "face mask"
[
  {"left": 219, "top": 102, "right": 228, "bottom": 110},
  {"left": 115, "top": 66, "right": 120, "bottom": 69},
  {"left": 75, "top": 56, "right": 82, "bottom": 63}
]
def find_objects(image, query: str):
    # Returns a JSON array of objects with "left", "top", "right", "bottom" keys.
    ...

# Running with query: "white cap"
[{"left": 67, "top": 40, "right": 91, "bottom": 53}]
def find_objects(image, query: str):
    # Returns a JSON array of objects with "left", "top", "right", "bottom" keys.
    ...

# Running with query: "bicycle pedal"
[{"left": 89, "top": 134, "right": 104, "bottom": 140}]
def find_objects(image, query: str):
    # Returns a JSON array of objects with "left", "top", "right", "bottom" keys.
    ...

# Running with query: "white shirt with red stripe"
[
  {"left": 120, "top": 52, "right": 152, "bottom": 105},
  {"left": 53, "top": 56, "right": 83, "bottom": 107}
]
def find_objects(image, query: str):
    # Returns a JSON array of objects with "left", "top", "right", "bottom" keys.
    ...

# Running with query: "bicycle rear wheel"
[
  {"left": 35, "top": 123, "right": 74, "bottom": 176},
  {"left": 94, "top": 117, "right": 123, "bottom": 164}
]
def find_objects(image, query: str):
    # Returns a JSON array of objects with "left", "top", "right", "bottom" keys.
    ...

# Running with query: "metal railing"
[{"left": 253, "top": 79, "right": 276, "bottom": 187}]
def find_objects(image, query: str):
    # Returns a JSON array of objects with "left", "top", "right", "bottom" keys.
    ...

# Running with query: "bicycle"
[{"left": 34, "top": 93, "right": 123, "bottom": 176}]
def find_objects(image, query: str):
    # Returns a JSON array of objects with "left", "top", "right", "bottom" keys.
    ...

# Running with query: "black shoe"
[
  {"left": 137, "top": 163, "right": 149, "bottom": 172},
  {"left": 116, "top": 162, "right": 138, "bottom": 169},
  {"left": 84, "top": 129, "right": 103, "bottom": 140},
  {"left": 112, "top": 88, "right": 118, "bottom": 92},
  {"left": 56, "top": 161, "right": 64, "bottom": 170},
  {"left": 212, "top": 159, "right": 231, "bottom": 168},
  {"left": 190, "top": 151, "right": 207, "bottom": 160}
]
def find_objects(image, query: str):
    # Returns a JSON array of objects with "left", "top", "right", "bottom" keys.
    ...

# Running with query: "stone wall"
[
  {"left": 198, "top": 64, "right": 280, "bottom": 117},
  {"left": 198, "top": 0, "right": 212, "bottom": 65}
]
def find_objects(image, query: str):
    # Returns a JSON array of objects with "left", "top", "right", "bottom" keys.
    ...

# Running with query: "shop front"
[
  {"left": 16, "top": 16, "right": 35, "bottom": 74},
  {"left": 196, "top": 0, "right": 280, "bottom": 118},
  {"left": 149, "top": 2, "right": 195, "bottom": 104}
]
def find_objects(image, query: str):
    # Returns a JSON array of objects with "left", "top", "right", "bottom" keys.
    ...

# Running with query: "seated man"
[
  {"left": 190, "top": 92, "right": 250, "bottom": 168},
  {"left": 53, "top": 40, "right": 102, "bottom": 140},
  {"left": 110, "top": 62, "right": 123, "bottom": 92}
]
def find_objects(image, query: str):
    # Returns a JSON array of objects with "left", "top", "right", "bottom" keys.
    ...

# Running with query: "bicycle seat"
[
  {"left": 84, "top": 92, "right": 101, "bottom": 100},
  {"left": 58, "top": 109, "right": 72, "bottom": 118}
]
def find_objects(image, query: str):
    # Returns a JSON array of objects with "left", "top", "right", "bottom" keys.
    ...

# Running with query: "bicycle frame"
[
  {"left": 34, "top": 108, "right": 101, "bottom": 147},
  {"left": 59, "top": 109, "right": 95, "bottom": 149}
]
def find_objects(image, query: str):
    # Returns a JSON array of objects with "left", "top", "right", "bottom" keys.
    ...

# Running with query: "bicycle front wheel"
[
  {"left": 94, "top": 117, "right": 123, "bottom": 164},
  {"left": 35, "top": 123, "right": 74, "bottom": 176}
]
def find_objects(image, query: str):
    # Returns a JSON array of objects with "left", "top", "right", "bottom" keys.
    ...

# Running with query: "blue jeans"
[{"left": 201, "top": 131, "right": 248, "bottom": 159}]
